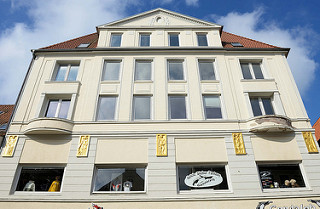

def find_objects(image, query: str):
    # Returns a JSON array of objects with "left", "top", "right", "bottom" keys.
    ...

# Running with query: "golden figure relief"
[
  {"left": 156, "top": 134, "right": 167, "bottom": 157},
  {"left": 1, "top": 135, "right": 18, "bottom": 157},
  {"left": 77, "top": 135, "right": 90, "bottom": 157},
  {"left": 232, "top": 133, "right": 246, "bottom": 155},
  {"left": 302, "top": 132, "right": 318, "bottom": 153}
]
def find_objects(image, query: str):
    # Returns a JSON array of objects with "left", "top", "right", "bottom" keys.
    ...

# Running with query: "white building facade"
[{"left": 1, "top": 8, "right": 320, "bottom": 209}]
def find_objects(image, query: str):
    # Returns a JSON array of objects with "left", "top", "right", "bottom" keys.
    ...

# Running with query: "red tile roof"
[
  {"left": 41, "top": 31, "right": 280, "bottom": 50},
  {"left": 0, "top": 105, "right": 14, "bottom": 136}
]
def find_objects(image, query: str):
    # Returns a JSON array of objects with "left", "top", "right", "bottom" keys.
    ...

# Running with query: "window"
[
  {"left": 110, "top": 34, "right": 122, "bottom": 47},
  {"left": 198, "top": 60, "right": 216, "bottom": 80},
  {"left": 169, "top": 95, "right": 187, "bottom": 119},
  {"left": 139, "top": 34, "right": 150, "bottom": 47},
  {"left": 168, "top": 60, "right": 184, "bottom": 80},
  {"left": 169, "top": 33, "right": 179, "bottom": 46},
  {"left": 203, "top": 95, "right": 222, "bottom": 119},
  {"left": 134, "top": 61, "right": 152, "bottom": 81},
  {"left": 93, "top": 167, "right": 146, "bottom": 192},
  {"left": 77, "top": 43, "right": 90, "bottom": 48},
  {"left": 96, "top": 96, "right": 117, "bottom": 120},
  {"left": 54, "top": 64, "right": 79, "bottom": 81},
  {"left": 250, "top": 97, "right": 274, "bottom": 117},
  {"left": 197, "top": 34, "right": 208, "bottom": 46},
  {"left": 133, "top": 96, "right": 151, "bottom": 120},
  {"left": 231, "top": 42, "right": 243, "bottom": 47},
  {"left": 240, "top": 62, "right": 264, "bottom": 79},
  {"left": 0, "top": 123, "right": 7, "bottom": 130},
  {"left": 16, "top": 167, "right": 64, "bottom": 192},
  {"left": 178, "top": 165, "right": 228, "bottom": 191},
  {"left": 45, "top": 99, "right": 70, "bottom": 119},
  {"left": 258, "top": 164, "right": 305, "bottom": 189},
  {"left": 102, "top": 61, "right": 121, "bottom": 81}
]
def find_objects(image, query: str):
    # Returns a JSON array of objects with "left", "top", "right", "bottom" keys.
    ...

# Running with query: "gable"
[{"left": 98, "top": 8, "right": 221, "bottom": 28}]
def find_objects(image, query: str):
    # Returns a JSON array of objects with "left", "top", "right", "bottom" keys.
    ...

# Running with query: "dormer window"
[
  {"left": 231, "top": 42, "right": 243, "bottom": 47},
  {"left": 197, "top": 34, "right": 208, "bottom": 46},
  {"left": 169, "top": 33, "right": 179, "bottom": 46},
  {"left": 77, "top": 43, "right": 90, "bottom": 48},
  {"left": 110, "top": 34, "right": 122, "bottom": 47}
]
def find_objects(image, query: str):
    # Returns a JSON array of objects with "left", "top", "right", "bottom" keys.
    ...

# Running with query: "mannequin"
[
  {"left": 23, "top": 180, "right": 35, "bottom": 191},
  {"left": 123, "top": 181, "right": 132, "bottom": 191},
  {"left": 48, "top": 176, "right": 61, "bottom": 192}
]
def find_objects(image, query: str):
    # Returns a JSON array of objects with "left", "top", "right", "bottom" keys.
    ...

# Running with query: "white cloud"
[
  {"left": 213, "top": 8, "right": 317, "bottom": 96},
  {"left": 185, "top": 0, "right": 199, "bottom": 6}
]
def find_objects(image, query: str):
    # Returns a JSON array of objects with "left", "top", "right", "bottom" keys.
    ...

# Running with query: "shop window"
[
  {"left": 110, "top": 34, "right": 122, "bottom": 47},
  {"left": 169, "top": 95, "right": 187, "bottom": 119},
  {"left": 240, "top": 62, "right": 264, "bottom": 79},
  {"left": 197, "top": 34, "right": 208, "bottom": 46},
  {"left": 96, "top": 96, "right": 117, "bottom": 121},
  {"left": 258, "top": 164, "right": 305, "bottom": 189},
  {"left": 45, "top": 99, "right": 70, "bottom": 119},
  {"left": 168, "top": 60, "right": 184, "bottom": 80},
  {"left": 53, "top": 64, "right": 79, "bottom": 81},
  {"left": 139, "top": 34, "right": 150, "bottom": 47},
  {"left": 133, "top": 96, "right": 151, "bottom": 120},
  {"left": 177, "top": 165, "right": 228, "bottom": 191},
  {"left": 203, "top": 95, "right": 222, "bottom": 119},
  {"left": 16, "top": 167, "right": 64, "bottom": 192},
  {"left": 134, "top": 60, "right": 152, "bottom": 81},
  {"left": 93, "top": 167, "right": 146, "bottom": 192},
  {"left": 198, "top": 60, "right": 216, "bottom": 80},
  {"left": 169, "top": 33, "right": 179, "bottom": 46},
  {"left": 102, "top": 60, "right": 121, "bottom": 81},
  {"left": 250, "top": 97, "right": 274, "bottom": 117}
]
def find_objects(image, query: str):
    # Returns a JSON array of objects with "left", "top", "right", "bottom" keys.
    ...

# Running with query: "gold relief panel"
[
  {"left": 232, "top": 133, "right": 246, "bottom": 155},
  {"left": 1, "top": 135, "right": 18, "bottom": 157},
  {"left": 77, "top": 135, "right": 90, "bottom": 157},
  {"left": 302, "top": 132, "right": 318, "bottom": 153},
  {"left": 156, "top": 134, "right": 167, "bottom": 157}
]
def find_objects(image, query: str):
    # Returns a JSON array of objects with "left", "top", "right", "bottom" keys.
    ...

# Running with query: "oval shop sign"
[{"left": 184, "top": 170, "right": 223, "bottom": 188}]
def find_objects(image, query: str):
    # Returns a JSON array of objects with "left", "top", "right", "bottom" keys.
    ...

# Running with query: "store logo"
[
  {"left": 256, "top": 200, "right": 320, "bottom": 209},
  {"left": 184, "top": 170, "right": 223, "bottom": 188}
]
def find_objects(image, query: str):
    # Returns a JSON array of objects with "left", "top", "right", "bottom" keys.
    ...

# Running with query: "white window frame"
[
  {"left": 202, "top": 95, "right": 223, "bottom": 119},
  {"left": 101, "top": 60, "right": 122, "bottom": 81},
  {"left": 52, "top": 63, "right": 79, "bottom": 81},
  {"left": 196, "top": 33, "right": 208, "bottom": 46},
  {"left": 240, "top": 62, "right": 265, "bottom": 79},
  {"left": 139, "top": 33, "right": 151, "bottom": 47},
  {"left": 167, "top": 59, "right": 185, "bottom": 81},
  {"left": 134, "top": 60, "right": 153, "bottom": 81},
  {"left": 250, "top": 96, "right": 274, "bottom": 116},
  {"left": 168, "top": 95, "right": 188, "bottom": 120},
  {"left": 132, "top": 95, "right": 152, "bottom": 120},
  {"left": 45, "top": 99, "right": 71, "bottom": 119},
  {"left": 198, "top": 59, "right": 217, "bottom": 81},
  {"left": 96, "top": 96, "right": 118, "bottom": 121},
  {"left": 168, "top": 33, "right": 180, "bottom": 46},
  {"left": 110, "top": 33, "right": 122, "bottom": 47}
]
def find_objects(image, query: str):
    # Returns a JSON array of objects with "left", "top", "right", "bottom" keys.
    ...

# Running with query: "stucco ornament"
[
  {"left": 156, "top": 134, "right": 167, "bottom": 156},
  {"left": 1, "top": 135, "right": 18, "bottom": 157},
  {"left": 302, "top": 132, "right": 318, "bottom": 153},
  {"left": 232, "top": 133, "right": 246, "bottom": 155},
  {"left": 77, "top": 135, "right": 90, "bottom": 157}
]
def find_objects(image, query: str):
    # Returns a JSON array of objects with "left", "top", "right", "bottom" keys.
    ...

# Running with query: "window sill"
[
  {"left": 45, "top": 80, "right": 81, "bottom": 84},
  {"left": 92, "top": 191, "right": 146, "bottom": 194},
  {"left": 168, "top": 80, "right": 187, "bottom": 83},
  {"left": 179, "top": 189, "right": 232, "bottom": 195},
  {"left": 14, "top": 191, "right": 62, "bottom": 196},
  {"left": 134, "top": 80, "right": 153, "bottom": 83},
  {"left": 262, "top": 187, "right": 311, "bottom": 193},
  {"left": 101, "top": 80, "right": 120, "bottom": 84},
  {"left": 240, "top": 78, "right": 275, "bottom": 82},
  {"left": 200, "top": 80, "right": 219, "bottom": 83}
]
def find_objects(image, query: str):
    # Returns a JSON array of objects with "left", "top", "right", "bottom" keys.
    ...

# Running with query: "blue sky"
[{"left": 0, "top": 0, "right": 319, "bottom": 124}]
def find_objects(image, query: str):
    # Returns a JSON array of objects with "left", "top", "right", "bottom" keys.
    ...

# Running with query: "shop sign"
[
  {"left": 184, "top": 170, "right": 223, "bottom": 188},
  {"left": 256, "top": 200, "right": 320, "bottom": 209}
]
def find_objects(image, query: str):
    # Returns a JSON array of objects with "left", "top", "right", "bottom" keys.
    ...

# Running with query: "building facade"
[{"left": 1, "top": 8, "right": 320, "bottom": 209}]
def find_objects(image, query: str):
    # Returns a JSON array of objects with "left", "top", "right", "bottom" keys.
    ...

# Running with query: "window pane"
[
  {"left": 169, "top": 96, "right": 186, "bottom": 119},
  {"left": 94, "top": 168, "right": 145, "bottom": 192},
  {"left": 133, "top": 96, "right": 151, "bottom": 120},
  {"left": 240, "top": 63, "right": 252, "bottom": 79},
  {"left": 103, "top": 62, "right": 120, "bottom": 81},
  {"left": 258, "top": 164, "right": 305, "bottom": 189},
  {"left": 140, "top": 34, "right": 150, "bottom": 46},
  {"left": 168, "top": 61, "right": 184, "bottom": 80},
  {"left": 135, "top": 61, "right": 151, "bottom": 80},
  {"left": 169, "top": 34, "right": 179, "bottom": 46},
  {"left": 58, "top": 100, "right": 70, "bottom": 119},
  {"left": 199, "top": 61, "right": 215, "bottom": 80},
  {"left": 16, "top": 168, "right": 64, "bottom": 192},
  {"left": 203, "top": 96, "right": 222, "bottom": 119},
  {"left": 46, "top": 100, "right": 59, "bottom": 117},
  {"left": 67, "top": 66, "right": 79, "bottom": 81},
  {"left": 55, "top": 66, "right": 67, "bottom": 81},
  {"left": 178, "top": 165, "right": 228, "bottom": 191},
  {"left": 110, "top": 34, "right": 122, "bottom": 47},
  {"left": 97, "top": 97, "right": 117, "bottom": 120},
  {"left": 250, "top": 98, "right": 262, "bottom": 116},
  {"left": 262, "top": 98, "right": 274, "bottom": 115},
  {"left": 252, "top": 63, "right": 264, "bottom": 79},
  {"left": 197, "top": 34, "right": 208, "bottom": 46}
]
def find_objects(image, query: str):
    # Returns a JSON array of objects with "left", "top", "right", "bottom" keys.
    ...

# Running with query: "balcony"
[
  {"left": 248, "top": 115, "right": 294, "bottom": 133},
  {"left": 24, "top": 118, "right": 73, "bottom": 134}
]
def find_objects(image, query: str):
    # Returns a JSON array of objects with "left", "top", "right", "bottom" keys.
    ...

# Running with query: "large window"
[
  {"left": 96, "top": 96, "right": 117, "bottom": 120},
  {"left": 133, "top": 96, "right": 151, "bottom": 120},
  {"left": 102, "top": 61, "right": 121, "bottom": 81},
  {"left": 178, "top": 165, "right": 228, "bottom": 191},
  {"left": 169, "top": 33, "right": 179, "bottom": 46},
  {"left": 139, "top": 34, "right": 150, "bottom": 47},
  {"left": 16, "top": 167, "right": 64, "bottom": 192},
  {"left": 168, "top": 60, "right": 184, "bottom": 80},
  {"left": 203, "top": 95, "right": 222, "bottom": 119},
  {"left": 258, "top": 164, "right": 305, "bottom": 189},
  {"left": 45, "top": 99, "right": 70, "bottom": 119},
  {"left": 135, "top": 61, "right": 152, "bottom": 81},
  {"left": 240, "top": 62, "right": 264, "bottom": 79},
  {"left": 250, "top": 97, "right": 274, "bottom": 117},
  {"left": 198, "top": 60, "right": 216, "bottom": 80},
  {"left": 110, "top": 34, "right": 122, "bottom": 47},
  {"left": 169, "top": 95, "right": 187, "bottom": 119},
  {"left": 93, "top": 167, "right": 146, "bottom": 192},
  {"left": 53, "top": 64, "right": 79, "bottom": 81},
  {"left": 197, "top": 34, "right": 208, "bottom": 46}
]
